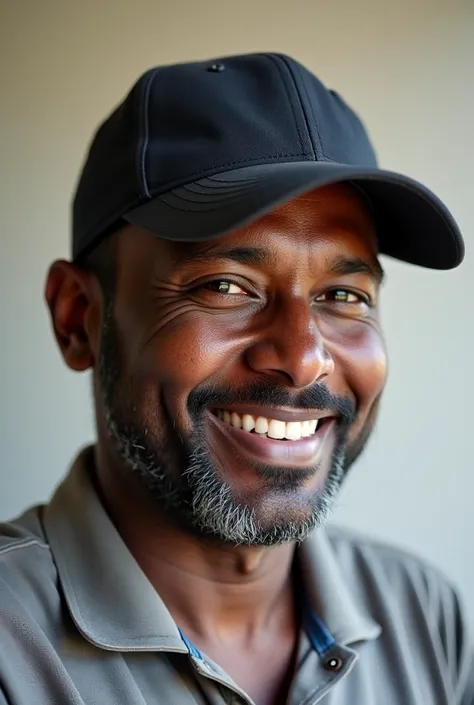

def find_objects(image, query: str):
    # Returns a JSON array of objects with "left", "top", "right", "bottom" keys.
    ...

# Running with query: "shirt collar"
[
  {"left": 298, "top": 530, "right": 381, "bottom": 645},
  {"left": 43, "top": 446, "right": 380, "bottom": 651}
]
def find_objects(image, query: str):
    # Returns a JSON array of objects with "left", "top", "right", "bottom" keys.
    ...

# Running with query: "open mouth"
[{"left": 212, "top": 409, "right": 326, "bottom": 442}]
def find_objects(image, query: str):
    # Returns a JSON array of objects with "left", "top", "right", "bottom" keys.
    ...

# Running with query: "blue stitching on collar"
[
  {"left": 303, "top": 602, "right": 336, "bottom": 655},
  {"left": 178, "top": 627, "right": 203, "bottom": 660}
]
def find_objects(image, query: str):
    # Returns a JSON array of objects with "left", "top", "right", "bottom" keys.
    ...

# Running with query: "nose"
[{"left": 245, "top": 297, "right": 334, "bottom": 388}]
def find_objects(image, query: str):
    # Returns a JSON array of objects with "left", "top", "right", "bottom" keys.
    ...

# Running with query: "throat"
[
  {"left": 184, "top": 596, "right": 301, "bottom": 705},
  {"left": 235, "top": 548, "right": 272, "bottom": 575}
]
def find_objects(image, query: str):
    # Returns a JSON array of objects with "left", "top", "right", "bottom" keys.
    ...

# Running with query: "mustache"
[{"left": 187, "top": 380, "right": 356, "bottom": 425}]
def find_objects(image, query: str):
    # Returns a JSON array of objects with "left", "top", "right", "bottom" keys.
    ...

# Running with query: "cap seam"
[
  {"left": 137, "top": 69, "right": 159, "bottom": 199},
  {"left": 288, "top": 59, "right": 326, "bottom": 159},
  {"left": 267, "top": 54, "right": 316, "bottom": 160}
]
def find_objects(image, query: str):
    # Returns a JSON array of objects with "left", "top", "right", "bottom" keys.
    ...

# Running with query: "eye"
[
  {"left": 315, "top": 288, "right": 371, "bottom": 305},
  {"left": 203, "top": 280, "right": 249, "bottom": 296}
]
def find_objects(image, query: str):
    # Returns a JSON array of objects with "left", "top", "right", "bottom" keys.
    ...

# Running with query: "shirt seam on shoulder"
[{"left": 0, "top": 537, "right": 50, "bottom": 557}]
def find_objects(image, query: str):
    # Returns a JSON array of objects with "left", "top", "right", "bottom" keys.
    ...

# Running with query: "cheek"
[
  {"left": 133, "top": 313, "right": 250, "bottom": 423},
  {"left": 325, "top": 322, "right": 388, "bottom": 408},
  {"left": 156, "top": 316, "right": 247, "bottom": 379},
  {"left": 326, "top": 324, "right": 387, "bottom": 446}
]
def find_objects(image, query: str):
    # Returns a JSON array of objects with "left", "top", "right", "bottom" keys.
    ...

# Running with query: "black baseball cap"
[{"left": 73, "top": 53, "right": 464, "bottom": 269}]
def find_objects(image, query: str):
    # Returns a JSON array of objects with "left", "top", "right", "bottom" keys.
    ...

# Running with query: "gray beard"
[{"left": 103, "top": 402, "right": 347, "bottom": 546}]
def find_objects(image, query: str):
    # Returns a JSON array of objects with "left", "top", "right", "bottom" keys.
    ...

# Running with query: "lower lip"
[{"left": 206, "top": 412, "right": 336, "bottom": 468}]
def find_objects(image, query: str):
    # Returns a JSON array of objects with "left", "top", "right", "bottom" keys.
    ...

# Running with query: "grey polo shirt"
[{"left": 0, "top": 448, "right": 473, "bottom": 704}]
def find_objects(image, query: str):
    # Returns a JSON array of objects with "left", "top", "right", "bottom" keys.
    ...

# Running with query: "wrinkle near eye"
[
  {"left": 140, "top": 300, "right": 210, "bottom": 353},
  {"left": 149, "top": 275, "right": 189, "bottom": 295}
]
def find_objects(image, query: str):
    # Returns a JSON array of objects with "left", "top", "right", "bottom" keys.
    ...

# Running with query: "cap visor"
[{"left": 124, "top": 161, "right": 464, "bottom": 270}]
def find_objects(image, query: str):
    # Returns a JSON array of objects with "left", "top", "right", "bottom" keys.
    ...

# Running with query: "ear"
[{"left": 44, "top": 260, "right": 103, "bottom": 372}]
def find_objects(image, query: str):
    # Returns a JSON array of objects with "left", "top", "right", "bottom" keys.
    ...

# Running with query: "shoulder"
[
  {"left": 326, "top": 524, "right": 473, "bottom": 695},
  {"left": 0, "top": 506, "right": 60, "bottom": 628},
  {"left": 0, "top": 505, "right": 51, "bottom": 571},
  {"left": 326, "top": 523, "right": 458, "bottom": 603}
]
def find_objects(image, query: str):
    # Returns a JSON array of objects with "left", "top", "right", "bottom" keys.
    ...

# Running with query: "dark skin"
[{"left": 45, "top": 184, "right": 387, "bottom": 705}]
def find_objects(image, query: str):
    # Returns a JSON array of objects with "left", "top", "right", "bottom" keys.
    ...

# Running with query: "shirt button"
[{"left": 324, "top": 656, "right": 344, "bottom": 672}]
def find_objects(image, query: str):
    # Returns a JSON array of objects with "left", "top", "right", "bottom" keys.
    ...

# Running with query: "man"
[{"left": 0, "top": 53, "right": 471, "bottom": 705}]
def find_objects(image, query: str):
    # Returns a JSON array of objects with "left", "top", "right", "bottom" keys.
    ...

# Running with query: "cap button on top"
[{"left": 207, "top": 63, "right": 225, "bottom": 72}]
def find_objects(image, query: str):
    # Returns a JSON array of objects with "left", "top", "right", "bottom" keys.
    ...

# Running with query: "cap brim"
[{"left": 124, "top": 161, "right": 464, "bottom": 270}]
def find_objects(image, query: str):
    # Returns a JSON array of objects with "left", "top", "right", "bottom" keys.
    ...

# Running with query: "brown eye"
[
  {"left": 205, "top": 280, "right": 248, "bottom": 295},
  {"left": 316, "top": 289, "right": 369, "bottom": 305}
]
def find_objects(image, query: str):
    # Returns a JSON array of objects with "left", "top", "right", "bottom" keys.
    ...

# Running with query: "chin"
[{"left": 189, "top": 468, "right": 343, "bottom": 546}]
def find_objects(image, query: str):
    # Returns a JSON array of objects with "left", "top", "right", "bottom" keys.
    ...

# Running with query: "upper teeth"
[{"left": 216, "top": 411, "right": 318, "bottom": 440}]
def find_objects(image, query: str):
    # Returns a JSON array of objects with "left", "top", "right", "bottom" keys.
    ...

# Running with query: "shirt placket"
[
  {"left": 179, "top": 630, "right": 256, "bottom": 705},
  {"left": 288, "top": 603, "right": 359, "bottom": 705}
]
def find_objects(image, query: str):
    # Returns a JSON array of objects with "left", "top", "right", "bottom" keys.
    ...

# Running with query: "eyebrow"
[
  {"left": 177, "top": 246, "right": 277, "bottom": 268},
  {"left": 328, "top": 255, "right": 385, "bottom": 285}
]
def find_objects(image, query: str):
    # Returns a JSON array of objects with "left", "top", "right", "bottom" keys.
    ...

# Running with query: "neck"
[{"left": 94, "top": 443, "right": 297, "bottom": 642}]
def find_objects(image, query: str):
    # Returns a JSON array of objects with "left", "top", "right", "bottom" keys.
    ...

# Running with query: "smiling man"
[{"left": 0, "top": 54, "right": 472, "bottom": 705}]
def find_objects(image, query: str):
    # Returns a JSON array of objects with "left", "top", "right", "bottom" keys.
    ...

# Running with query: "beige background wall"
[{"left": 1, "top": 0, "right": 473, "bottom": 612}]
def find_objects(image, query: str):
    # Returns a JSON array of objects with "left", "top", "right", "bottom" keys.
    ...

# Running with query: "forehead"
[{"left": 245, "top": 182, "right": 374, "bottom": 242}]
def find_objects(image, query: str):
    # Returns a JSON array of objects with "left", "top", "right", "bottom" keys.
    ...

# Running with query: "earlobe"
[{"left": 45, "top": 260, "right": 101, "bottom": 372}]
